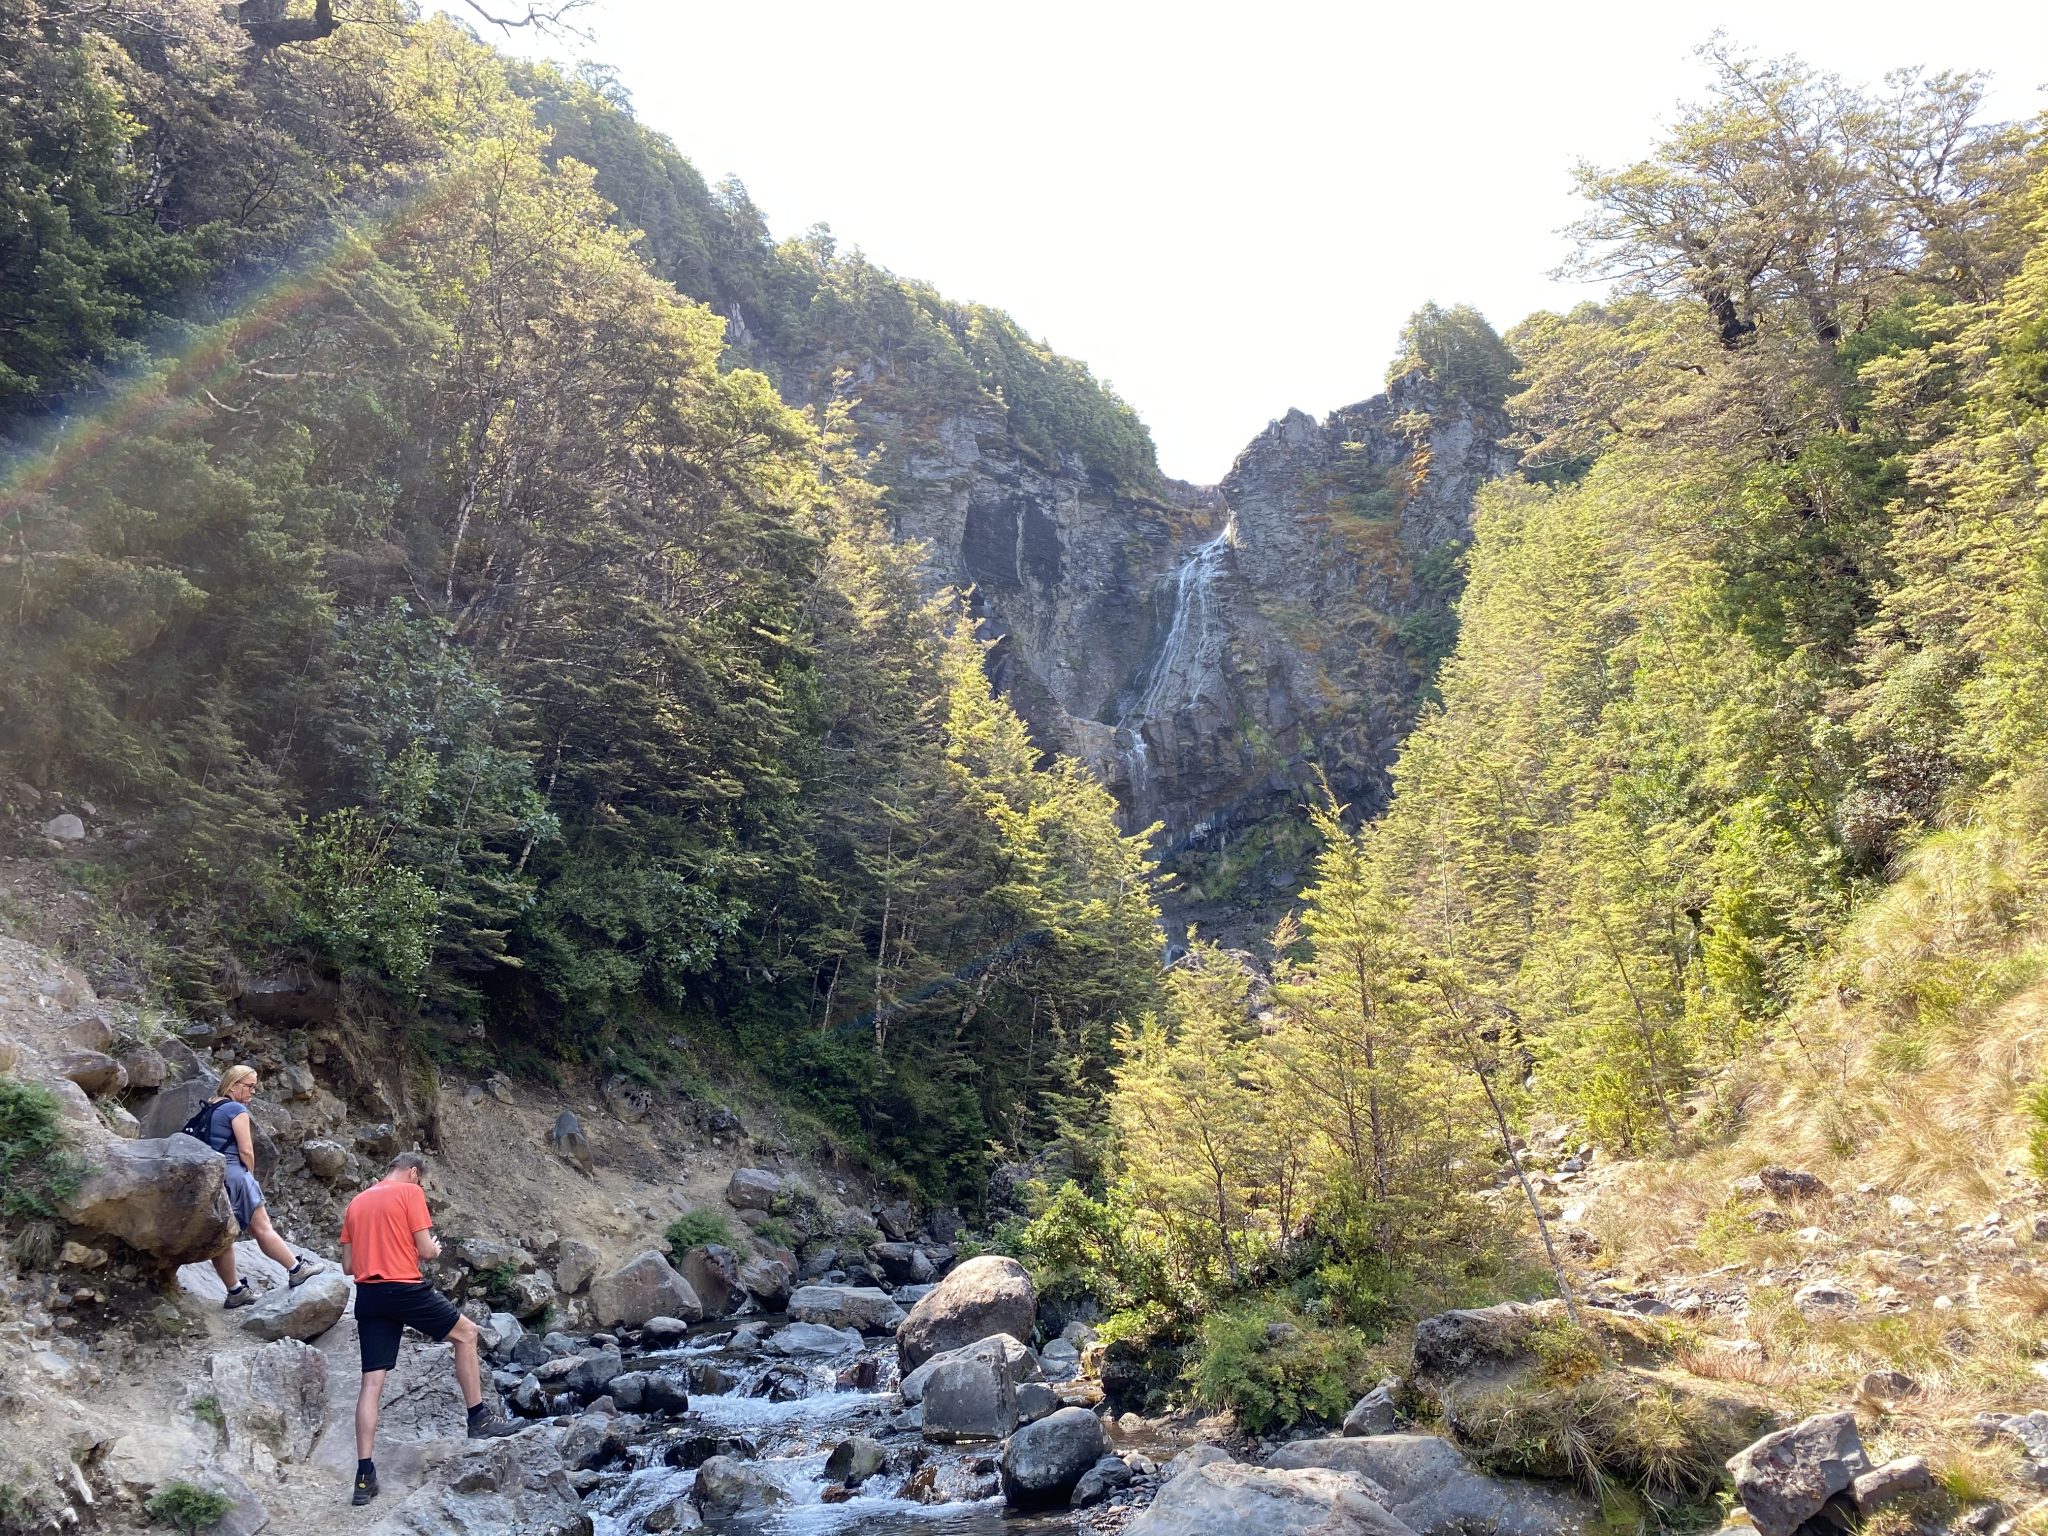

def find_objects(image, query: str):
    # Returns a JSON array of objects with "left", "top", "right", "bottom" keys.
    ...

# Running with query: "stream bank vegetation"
[{"left": 1016, "top": 40, "right": 2048, "bottom": 1520}]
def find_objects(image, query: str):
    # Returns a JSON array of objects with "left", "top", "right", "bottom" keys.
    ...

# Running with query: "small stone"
[
  {"left": 42, "top": 813, "right": 85, "bottom": 841},
  {"left": 302, "top": 1140, "right": 348, "bottom": 1180},
  {"left": 1793, "top": 1279, "right": 1857, "bottom": 1318},
  {"left": 1859, "top": 1369, "right": 1917, "bottom": 1401}
]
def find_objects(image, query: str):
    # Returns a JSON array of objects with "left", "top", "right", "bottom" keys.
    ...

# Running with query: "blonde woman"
[{"left": 199, "top": 1065, "right": 322, "bottom": 1307}]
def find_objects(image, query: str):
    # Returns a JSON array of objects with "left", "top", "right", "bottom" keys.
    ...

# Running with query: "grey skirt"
[{"left": 224, "top": 1164, "right": 264, "bottom": 1231}]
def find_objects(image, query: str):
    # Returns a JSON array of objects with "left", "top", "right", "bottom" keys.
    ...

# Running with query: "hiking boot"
[
  {"left": 285, "top": 1257, "right": 323, "bottom": 1289},
  {"left": 350, "top": 1469, "right": 379, "bottom": 1506},
  {"left": 222, "top": 1282, "right": 256, "bottom": 1310},
  {"left": 465, "top": 1411, "right": 523, "bottom": 1440}
]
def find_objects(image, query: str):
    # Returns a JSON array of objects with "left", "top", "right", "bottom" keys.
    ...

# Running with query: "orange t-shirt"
[{"left": 339, "top": 1180, "right": 433, "bottom": 1283}]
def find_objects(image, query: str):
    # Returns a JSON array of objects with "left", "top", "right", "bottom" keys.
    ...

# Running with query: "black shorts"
[{"left": 354, "top": 1280, "right": 461, "bottom": 1373}]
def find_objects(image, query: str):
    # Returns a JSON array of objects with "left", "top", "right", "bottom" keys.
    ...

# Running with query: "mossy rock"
[{"left": 1412, "top": 1300, "right": 1776, "bottom": 1502}]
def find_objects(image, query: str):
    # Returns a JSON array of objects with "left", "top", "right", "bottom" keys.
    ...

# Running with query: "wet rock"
[
  {"left": 725, "top": 1168, "right": 783, "bottom": 1210},
  {"left": 1726, "top": 1411, "right": 1869, "bottom": 1536},
  {"left": 1343, "top": 1382, "right": 1398, "bottom": 1436},
  {"left": 824, "top": 1435, "right": 888, "bottom": 1486},
  {"left": 588, "top": 1252, "right": 702, "bottom": 1329},
  {"left": 923, "top": 1352, "right": 1019, "bottom": 1442},
  {"left": 1854, "top": 1455, "right": 1932, "bottom": 1512},
  {"left": 555, "top": 1238, "right": 600, "bottom": 1295},
  {"left": 738, "top": 1256, "right": 792, "bottom": 1309},
  {"left": 642, "top": 1498, "right": 703, "bottom": 1532},
  {"left": 870, "top": 1240, "right": 934, "bottom": 1284},
  {"left": 1018, "top": 1381, "right": 1058, "bottom": 1423},
  {"left": 239, "top": 1270, "right": 350, "bottom": 1342},
  {"left": 1128, "top": 1459, "right": 1417, "bottom": 1535},
  {"left": 566, "top": 1347, "right": 623, "bottom": 1399},
  {"left": 900, "top": 1333, "right": 1042, "bottom": 1404},
  {"left": 1268, "top": 1435, "right": 1598, "bottom": 1536},
  {"left": 897, "top": 1253, "right": 1035, "bottom": 1370},
  {"left": 60, "top": 1134, "right": 235, "bottom": 1264},
  {"left": 1001, "top": 1405, "right": 1108, "bottom": 1507},
  {"left": 686, "top": 1361, "right": 736, "bottom": 1395},
  {"left": 692, "top": 1454, "right": 790, "bottom": 1517},
  {"left": 789, "top": 1283, "right": 906, "bottom": 1333},
  {"left": 1071, "top": 1453, "right": 1135, "bottom": 1508},
  {"left": 764, "top": 1322, "right": 864, "bottom": 1356},
  {"left": 675, "top": 1243, "right": 744, "bottom": 1316},
  {"left": 548, "top": 1111, "right": 593, "bottom": 1175}
]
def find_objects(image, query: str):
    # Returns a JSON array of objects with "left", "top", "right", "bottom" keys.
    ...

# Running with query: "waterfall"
[{"left": 1114, "top": 509, "right": 1238, "bottom": 801}]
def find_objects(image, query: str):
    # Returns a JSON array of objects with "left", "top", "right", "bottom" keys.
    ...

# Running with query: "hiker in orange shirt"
[{"left": 338, "top": 1151, "right": 518, "bottom": 1507}]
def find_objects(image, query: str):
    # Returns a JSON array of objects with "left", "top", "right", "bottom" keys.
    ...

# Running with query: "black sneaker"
[
  {"left": 465, "top": 1410, "right": 523, "bottom": 1440},
  {"left": 222, "top": 1282, "right": 256, "bottom": 1310},
  {"left": 350, "top": 1469, "right": 379, "bottom": 1506}
]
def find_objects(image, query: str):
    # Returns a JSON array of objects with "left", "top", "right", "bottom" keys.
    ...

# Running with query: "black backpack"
[{"left": 180, "top": 1098, "right": 224, "bottom": 1146}]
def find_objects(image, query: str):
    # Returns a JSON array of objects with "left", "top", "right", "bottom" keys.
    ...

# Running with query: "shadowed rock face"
[{"left": 878, "top": 372, "right": 1514, "bottom": 854}]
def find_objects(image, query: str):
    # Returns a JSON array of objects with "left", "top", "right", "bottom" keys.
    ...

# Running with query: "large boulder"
[
  {"left": 739, "top": 1256, "right": 793, "bottom": 1309},
  {"left": 118, "top": 1045, "right": 168, "bottom": 1091},
  {"left": 554, "top": 1237, "right": 599, "bottom": 1295},
  {"left": 725, "top": 1168, "right": 783, "bottom": 1210},
  {"left": 788, "top": 1284, "right": 905, "bottom": 1333},
  {"left": 674, "top": 1244, "right": 744, "bottom": 1316},
  {"left": 824, "top": 1435, "right": 888, "bottom": 1487},
  {"left": 1000, "top": 1405, "right": 1108, "bottom": 1507},
  {"left": 1726, "top": 1412, "right": 1869, "bottom": 1536},
  {"left": 1128, "top": 1460, "right": 1418, "bottom": 1535},
  {"left": 921, "top": 1352, "right": 1018, "bottom": 1442},
  {"left": 212, "top": 1337, "right": 330, "bottom": 1467},
  {"left": 896, "top": 1253, "right": 1035, "bottom": 1369},
  {"left": 368, "top": 1431, "right": 583, "bottom": 1535},
  {"left": 869, "top": 1240, "right": 934, "bottom": 1285},
  {"left": 58, "top": 1049, "right": 126, "bottom": 1097},
  {"left": 588, "top": 1251, "right": 702, "bottom": 1328},
  {"left": 692, "top": 1454, "right": 789, "bottom": 1517},
  {"left": 239, "top": 1270, "right": 350, "bottom": 1342},
  {"left": 900, "top": 1333, "right": 1042, "bottom": 1405},
  {"left": 60, "top": 1134, "right": 236, "bottom": 1264},
  {"left": 1268, "top": 1435, "right": 1599, "bottom": 1536}
]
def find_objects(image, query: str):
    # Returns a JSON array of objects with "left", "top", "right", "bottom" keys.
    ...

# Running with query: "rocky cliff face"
[{"left": 877, "top": 370, "right": 1516, "bottom": 855}]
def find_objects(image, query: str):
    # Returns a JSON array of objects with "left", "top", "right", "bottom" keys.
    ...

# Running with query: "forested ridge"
[
  {"left": 0, "top": 0, "right": 1161, "bottom": 1199},
  {"left": 6, "top": 5, "right": 2048, "bottom": 1504}
]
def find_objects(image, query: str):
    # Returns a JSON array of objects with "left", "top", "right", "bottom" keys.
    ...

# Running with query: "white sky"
[{"left": 477, "top": 1, "right": 2046, "bottom": 484}]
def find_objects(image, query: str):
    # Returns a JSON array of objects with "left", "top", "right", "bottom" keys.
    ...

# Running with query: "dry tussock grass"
[{"left": 1567, "top": 795, "right": 2048, "bottom": 1518}]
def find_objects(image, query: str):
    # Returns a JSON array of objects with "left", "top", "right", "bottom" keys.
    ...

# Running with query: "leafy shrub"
[
  {"left": 664, "top": 1210, "right": 733, "bottom": 1263},
  {"left": 146, "top": 1481, "right": 233, "bottom": 1533},
  {"left": 1186, "top": 1300, "right": 1371, "bottom": 1434},
  {"left": 1017, "top": 1181, "right": 1170, "bottom": 1316},
  {"left": 189, "top": 1395, "right": 224, "bottom": 1431},
  {"left": 0, "top": 1077, "right": 86, "bottom": 1263}
]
